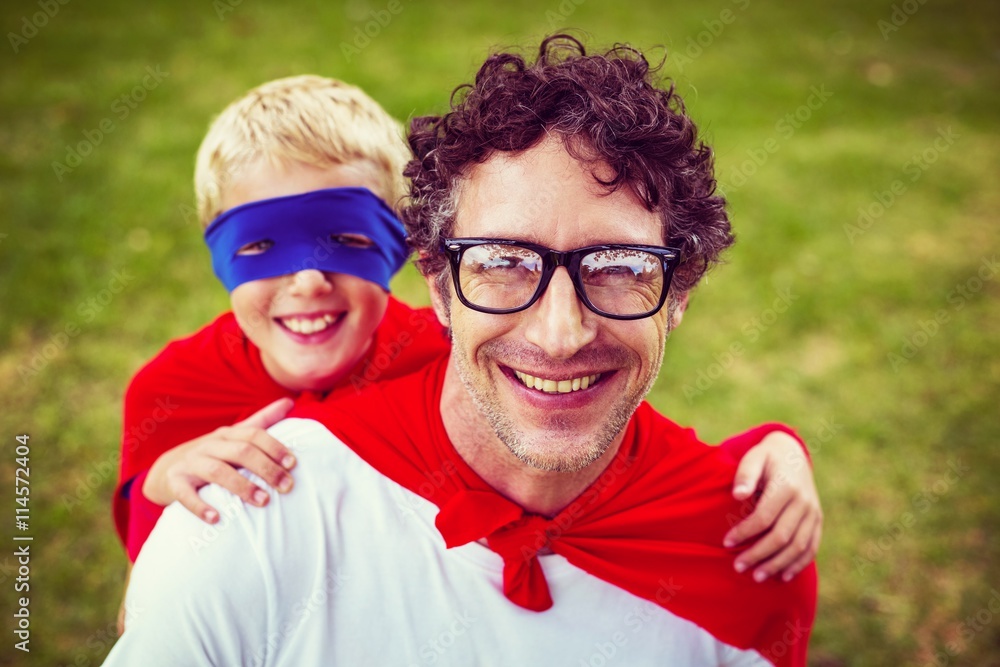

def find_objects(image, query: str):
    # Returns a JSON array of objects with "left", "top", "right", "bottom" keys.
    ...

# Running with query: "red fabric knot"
[
  {"left": 488, "top": 514, "right": 554, "bottom": 612},
  {"left": 435, "top": 489, "right": 554, "bottom": 612}
]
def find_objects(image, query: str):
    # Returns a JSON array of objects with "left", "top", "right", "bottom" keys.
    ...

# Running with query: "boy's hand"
[
  {"left": 142, "top": 398, "right": 296, "bottom": 523},
  {"left": 723, "top": 431, "right": 822, "bottom": 583}
]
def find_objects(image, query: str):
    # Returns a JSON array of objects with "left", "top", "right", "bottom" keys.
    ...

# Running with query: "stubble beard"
[{"left": 450, "top": 335, "right": 665, "bottom": 473}]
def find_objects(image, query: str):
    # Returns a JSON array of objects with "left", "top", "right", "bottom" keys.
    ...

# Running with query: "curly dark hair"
[{"left": 402, "top": 34, "right": 733, "bottom": 294}]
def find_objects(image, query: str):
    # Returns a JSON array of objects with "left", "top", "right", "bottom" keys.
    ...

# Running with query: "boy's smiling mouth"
[{"left": 276, "top": 312, "right": 345, "bottom": 335}]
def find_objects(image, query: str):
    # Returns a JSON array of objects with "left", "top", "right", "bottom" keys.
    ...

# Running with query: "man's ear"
[
  {"left": 670, "top": 292, "right": 689, "bottom": 330},
  {"left": 425, "top": 270, "right": 451, "bottom": 328}
]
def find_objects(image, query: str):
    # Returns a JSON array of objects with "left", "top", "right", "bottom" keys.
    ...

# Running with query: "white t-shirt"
[{"left": 104, "top": 418, "right": 769, "bottom": 666}]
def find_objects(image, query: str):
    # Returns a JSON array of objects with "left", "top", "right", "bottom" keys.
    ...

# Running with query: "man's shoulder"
[
  {"left": 145, "top": 418, "right": 352, "bottom": 566},
  {"left": 623, "top": 403, "right": 747, "bottom": 541},
  {"left": 631, "top": 402, "right": 734, "bottom": 468}
]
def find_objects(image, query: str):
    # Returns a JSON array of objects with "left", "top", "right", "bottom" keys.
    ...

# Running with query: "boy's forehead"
[{"left": 221, "top": 159, "right": 386, "bottom": 214}]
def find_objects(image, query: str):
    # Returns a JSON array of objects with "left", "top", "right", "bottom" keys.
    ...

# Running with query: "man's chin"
[{"left": 493, "top": 415, "right": 622, "bottom": 473}]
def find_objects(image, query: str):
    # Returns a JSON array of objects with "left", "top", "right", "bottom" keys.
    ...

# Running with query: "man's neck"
[{"left": 439, "top": 360, "right": 625, "bottom": 518}]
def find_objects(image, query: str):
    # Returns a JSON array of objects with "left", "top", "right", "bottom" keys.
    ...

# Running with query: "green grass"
[{"left": 2, "top": 0, "right": 998, "bottom": 664}]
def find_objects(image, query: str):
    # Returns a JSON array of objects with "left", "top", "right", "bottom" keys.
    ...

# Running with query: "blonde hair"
[{"left": 194, "top": 75, "right": 410, "bottom": 227}]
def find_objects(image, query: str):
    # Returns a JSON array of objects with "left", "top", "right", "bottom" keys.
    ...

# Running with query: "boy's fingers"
[
  {"left": 755, "top": 512, "right": 818, "bottom": 582},
  {"left": 247, "top": 429, "right": 297, "bottom": 473},
  {"left": 735, "top": 503, "right": 807, "bottom": 578},
  {"left": 780, "top": 522, "right": 823, "bottom": 582},
  {"left": 237, "top": 398, "right": 295, "bottom": 431},
  {"left": 724, "top": 485, "right": 791, "bottom": 547},
  {"left": 172, "top": 483, "right": 222, "bottom": 524},
  {"left": 223, "top": 426, "right": 297, "bottom": 471},
  {"left": 193, "top": 459, "right": 270, "bottom": 508},
  {"left": 732, "top": 446, "right": 767, "bottom": 500},
  {"left": 219, "top": 439, "right": 293, "bottom": 494}
]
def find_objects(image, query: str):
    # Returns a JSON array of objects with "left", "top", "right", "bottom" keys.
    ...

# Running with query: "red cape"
[
  {"left": 292, "top": 357, "right": 816, "bottom": 666},
  {"left": 115, "top": 296, "right": 449, "bottom": 561}
]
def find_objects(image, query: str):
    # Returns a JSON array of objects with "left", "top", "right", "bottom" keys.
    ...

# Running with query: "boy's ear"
[
  {"left": 670, "top": 291, "right": 689, "bottom": 330},
  {"left": 425, "top": 270, "right": 451, "bottom": 328}
]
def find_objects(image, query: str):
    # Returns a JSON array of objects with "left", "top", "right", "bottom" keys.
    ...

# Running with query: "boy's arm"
[{"left": 719, "top": 425, "right": 822, "bottom": 583}]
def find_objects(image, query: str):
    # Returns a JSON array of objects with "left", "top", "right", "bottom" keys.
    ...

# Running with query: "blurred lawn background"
[{"left": 1, "top": 0, "right": 998, "bottom": 664}]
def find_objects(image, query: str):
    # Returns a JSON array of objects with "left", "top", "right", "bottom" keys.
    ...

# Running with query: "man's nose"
[
  {"left": 288, "top": 269, "right": 334, "bottom": 297},
  {"left": 523, "top": 267, "right": 597, "bottom": 359}
]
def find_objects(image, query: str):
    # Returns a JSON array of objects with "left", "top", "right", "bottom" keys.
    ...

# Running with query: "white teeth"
[
  {"left": 513, "top": 370, "right": 602, "bottom": 394},
  {"left": 281, "top": 315, "right": 336, "bottom": 335}
]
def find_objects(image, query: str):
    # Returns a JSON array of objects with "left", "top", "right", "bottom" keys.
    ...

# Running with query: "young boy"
[
  {"left": 114, "top": 75, "right": 450, "bottom": 562},
  {"left": 114, "top": 76, "right": 821, "bottom": 590}
]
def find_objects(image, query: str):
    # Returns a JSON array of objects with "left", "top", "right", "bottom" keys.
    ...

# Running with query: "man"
[{"left": 104, "top": 36, "right": 816, "bottom": 666}]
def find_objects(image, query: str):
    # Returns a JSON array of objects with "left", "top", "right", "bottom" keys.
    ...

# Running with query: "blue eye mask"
[{"left": 204, "top": 187, "right": 409, "bottom": 292}]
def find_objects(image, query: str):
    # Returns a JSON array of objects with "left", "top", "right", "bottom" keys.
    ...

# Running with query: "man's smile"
[{"left": 511, "top": 369, "right": 604, "bottom": 394}]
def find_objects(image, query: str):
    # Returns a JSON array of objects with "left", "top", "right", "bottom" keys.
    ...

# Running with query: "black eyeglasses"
[{"left": 441, "top": 238, "right": 682, "bottom": 320}]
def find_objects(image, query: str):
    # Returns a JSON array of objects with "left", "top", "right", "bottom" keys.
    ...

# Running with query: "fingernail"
[
  {"left": 204, "top": 509, "right": 218, "bottom": 523},
  {"left": 252, "top": 490, "right": 269, "bottom": 506},
  {"left": 734, "top": 561, "right": 746, "bottom": 573},
  {"left": 723, "top": 537, "right": 735, "bottom": 548},
  {"left": 753, "top": 570, "right": 768, "bottom": 583},
  {"left": 734, "top": 484, "right": 750, "bottom": 497},
  {"left": 278, "top": 476, "right": 293, "bottom": 493},
  {"left": 782, "top": 572, "right": 794, "bottom": 582},
  {"left": 282, "top": 455, "right": 296, "bottom": 469}
]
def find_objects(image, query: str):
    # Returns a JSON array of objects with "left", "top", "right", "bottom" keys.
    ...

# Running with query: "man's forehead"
[{"left": 454, "top": 137, "right": 664, "bottom": 247}]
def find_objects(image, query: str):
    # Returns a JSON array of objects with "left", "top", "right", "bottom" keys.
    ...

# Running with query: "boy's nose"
[{"left": 288, "top": 269, "right": 333, "bottom": 297}]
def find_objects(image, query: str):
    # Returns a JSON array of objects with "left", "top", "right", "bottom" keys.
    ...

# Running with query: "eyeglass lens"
[{"left": 457, "top": 243, "right": 664, "bottom": 316}]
